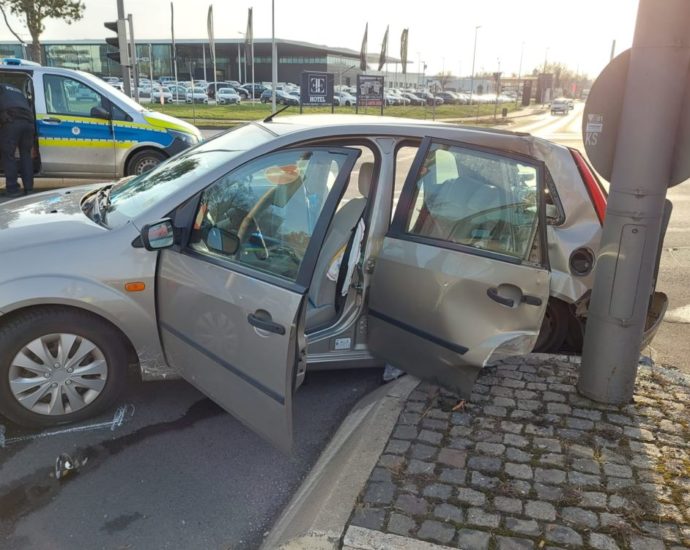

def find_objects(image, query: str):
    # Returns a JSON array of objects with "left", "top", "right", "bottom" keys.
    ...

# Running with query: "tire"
[
  {"left": 126, "top": 149, "right": 166, "bottom": 176},
  {"left": 0, "top": 308, "right": 128, "bottom": 428},
  {"left": 533, "top": 299, "right": 571, "bottom": 353}
]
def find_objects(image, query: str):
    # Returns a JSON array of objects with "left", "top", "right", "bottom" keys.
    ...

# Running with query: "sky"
[{"left": 0, "top": 0, "right": 640, "bottom": 79}]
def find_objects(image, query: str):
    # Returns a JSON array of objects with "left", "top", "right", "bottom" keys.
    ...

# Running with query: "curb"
[{"left": 260, "top": 375, "right": 420, "bottom": 550}]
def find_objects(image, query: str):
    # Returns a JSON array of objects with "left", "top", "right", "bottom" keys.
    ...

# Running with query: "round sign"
[
  {"left": 583, "top": 48, "right": 690, "bottom": 187},
  {"left": 71, "top": 126, "right": 81, "bottom": 136}
]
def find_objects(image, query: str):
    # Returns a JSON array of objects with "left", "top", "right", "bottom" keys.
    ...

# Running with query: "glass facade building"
[{"left": 0, "top": 38, "right": 388, "bottom": 86}]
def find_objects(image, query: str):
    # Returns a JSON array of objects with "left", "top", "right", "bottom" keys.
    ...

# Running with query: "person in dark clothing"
[{"left": 0, "top": 83, "right": 35, "bottom": 197}]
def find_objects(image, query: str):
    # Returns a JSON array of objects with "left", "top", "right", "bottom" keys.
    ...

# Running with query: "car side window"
[
  {"left": 43, "top": 74, "right": 107, "bottom": 118},
  {"left": 404, "top": 142, "right": 540, "bottom": 260},
  {"left": 189, "top": 149, "right": 354, "bottom": 282},
  {"left": 393, "top": 144, "right": 419, "bottom": 219}
]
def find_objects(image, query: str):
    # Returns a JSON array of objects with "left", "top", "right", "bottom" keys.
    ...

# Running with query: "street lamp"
[
  {"left": 516, "top": 41, "right": 525, "bottom": 105},
  {"left": 469, "top": 25, "right": 481, "bottom": 105}
]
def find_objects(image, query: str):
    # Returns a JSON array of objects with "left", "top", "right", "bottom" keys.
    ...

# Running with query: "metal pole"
[
  {"left": 116, "top": 0, "right": 131, "bottom": 98},
  {"left": 202, "top": 45, "right": 207, "bottom": 82},
  {"left": 469, "top": 25, "right": 480, "bottom": 105},
  {"left": 271, "top": 0, "right": 277, "bottom": 113},
  {"left": 578, "top": 0, "right": 690, "bottom": 404},
  {"left": 251, "top": 39, "right": 255, "bottom": 103},
  {"left": 127, "top": 14, "right": 140, "bottom": 103},
  {"left": 148, "top": 43, "right": 153, "bottom": 94},
  {"left": 171, "top": 2, "right": 178, "bottom": 87},
  {"left": 237, "top": 39, "right": 242, "bottom": 83},
  {"left": 610, "top": 39, "right": 616, "bottom": 61},
  {"left": 516, "top": 41, "right": 524, "bottom": 106}
]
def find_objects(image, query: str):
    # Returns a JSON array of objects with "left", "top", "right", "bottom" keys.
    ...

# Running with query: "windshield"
[{"left": 106, "top": 123, "right": 275, "bottom": 224}]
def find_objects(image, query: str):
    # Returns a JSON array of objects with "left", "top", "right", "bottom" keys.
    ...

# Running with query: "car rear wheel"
[
  {"left": 0, "top": 308, "right": 128, "bottom": 428},
  {"left": 533, "top": 299, "right": 570, "bottom": 353},
  {"left": 127, "top": 149, "right": 166, "bottom": 175}
]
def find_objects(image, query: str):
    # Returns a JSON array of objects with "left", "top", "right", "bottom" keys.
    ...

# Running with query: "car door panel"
[
  {"left": 157, "top": 251, "right": 303, "bottom": 452},
  {"left": 368, "top": 137, "right": 550, "bottom": 397},
  {"left": 155, "top": 146, "right": 361, "bottom": 451},
  {"left": 368, "top": 238, "right": 549, "bottom": 397}
]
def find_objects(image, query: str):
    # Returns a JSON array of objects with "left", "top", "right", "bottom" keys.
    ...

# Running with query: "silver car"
[{"left": 0, "top": 116, "right": 666, "bottom": 451}]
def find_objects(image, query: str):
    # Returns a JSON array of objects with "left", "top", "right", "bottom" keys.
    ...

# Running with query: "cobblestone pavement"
[{"left": 345, "top": 355, "right": 690, "bottom": 549}]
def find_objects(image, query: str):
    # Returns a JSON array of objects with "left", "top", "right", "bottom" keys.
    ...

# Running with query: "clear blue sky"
[{"left": 0, "top": 0, "right": 639, "bottom": 78}]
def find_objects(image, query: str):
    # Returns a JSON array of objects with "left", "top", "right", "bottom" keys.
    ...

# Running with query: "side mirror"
[
  {"left": 141, "top": 219, "right": 175, "bottom": 250},
  {"left": 206, "top": 227, "right": 240, "bottom": 255},
  {"left": 90, "top": 106, "right": 110, "bottom": 120}
]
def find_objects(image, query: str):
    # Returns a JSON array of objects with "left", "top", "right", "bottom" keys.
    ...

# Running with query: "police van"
[{"left": 0, "top": 58, "right": 202, "bottom": 179}]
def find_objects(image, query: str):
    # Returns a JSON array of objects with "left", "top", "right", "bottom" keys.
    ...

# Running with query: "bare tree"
[
  {"left": 0, "top": 0, "right": 85, "bottom": 64},
  {"left": 436, "top": 70, "right": 453, "bottom": 90}
]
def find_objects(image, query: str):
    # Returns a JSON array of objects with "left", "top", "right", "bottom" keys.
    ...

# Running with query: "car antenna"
[{"left": 263, "top": 104, "right": 291, "bottom": 123}]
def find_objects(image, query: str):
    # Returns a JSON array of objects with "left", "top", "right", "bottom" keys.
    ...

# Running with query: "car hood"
[
  {"left": 0, "top": 185, "right": 107, "bottom": 253},
  {"left": 143, "top": 110, "right": 201, "bottom": 139}
]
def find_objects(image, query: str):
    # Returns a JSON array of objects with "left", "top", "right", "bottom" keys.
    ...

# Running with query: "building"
[{"left": 0, "top": 38, "right": 403, "bottom": 87}]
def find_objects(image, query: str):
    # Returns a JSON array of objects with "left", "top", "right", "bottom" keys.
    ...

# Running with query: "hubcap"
[
  {"left": 9, "top": 333, "right": 108, "bottom": 416},
  {"left": 135, "top": 157, "right": 160, "bottom": 174}
]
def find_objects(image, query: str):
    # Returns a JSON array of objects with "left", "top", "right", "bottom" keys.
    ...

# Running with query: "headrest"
[{"left": 358, "top": 162, "right": 374, "bottom": 197}]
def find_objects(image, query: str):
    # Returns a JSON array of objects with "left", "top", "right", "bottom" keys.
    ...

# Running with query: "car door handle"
[
  {"left": 487, "top": 287, "right": 515, "bottom": 307},
  {"left": 521, "top": 294, "right": 543, "bottom": 306},
  {"left": 43, "top": 117, "right": 62, "bottom": 124},
  {"left": 487, "top": 287, "right": 543, "bottom": 308},
  {"left": 247, "top": 312, "right": 286, "bottom": 335}
]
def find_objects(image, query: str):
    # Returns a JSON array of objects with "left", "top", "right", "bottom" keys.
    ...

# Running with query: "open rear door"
[{"left": 368, "top": 137, "right": 551, "bottom": 396}]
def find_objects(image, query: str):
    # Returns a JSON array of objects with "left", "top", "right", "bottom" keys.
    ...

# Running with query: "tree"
[
  {"left": 531, "top": 62, "right": 592, "bottom": 98},
  {"left": 0, "top": 0, "right": 85, "bottom": 64},
  {"left": 435, "top": 71, "right": 453, "bottom": 90}
]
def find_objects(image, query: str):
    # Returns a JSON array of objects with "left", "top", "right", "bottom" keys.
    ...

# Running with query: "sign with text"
[
  {"left": 356, "top": 74, "right": 384, "bottom": 108},
  {"left": 300, "top": 71, "right": 334, "bottom": 106}
]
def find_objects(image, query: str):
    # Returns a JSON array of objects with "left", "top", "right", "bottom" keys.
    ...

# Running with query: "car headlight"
[{"left": 169, "top": 129, "right": 200, "bottom": 146}]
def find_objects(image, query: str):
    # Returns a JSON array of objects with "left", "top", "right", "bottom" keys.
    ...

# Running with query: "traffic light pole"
[
  {"left": 128, "top": 14, "right": 139, "bottom": 103},
  {"left": 578, "top": 0, "right": 690, "bottom": 404},
  {"left": 117, "top": 0, "right": 131, "bottom": 98}
]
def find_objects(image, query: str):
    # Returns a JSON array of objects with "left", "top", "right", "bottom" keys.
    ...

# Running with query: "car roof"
[{"left": 253, "top": 115, "right": 570, "bottom": 164}]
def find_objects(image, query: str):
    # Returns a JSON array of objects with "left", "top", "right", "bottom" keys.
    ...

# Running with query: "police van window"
[
  {"left": 111, "top": 103, "right": 131, "bottom": 122},
  {"left": 43, "top": 74, "right": 106, "bottom": 118}
]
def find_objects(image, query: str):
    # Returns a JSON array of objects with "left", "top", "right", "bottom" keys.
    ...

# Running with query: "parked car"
[
  {"left": 167, "top": 84, "right": 188, "bottom": 103},
  {"left": 436, "top": 91, "right": 459, "bottom": 105},
  {"left": 259, "top": 88, "right": 299, "bottom": 105},
  {"left": 551, "top": 98, "right": 570, "bottom": 115},
  {"left": 151, "top": 86, "right": 173, "bottom": 104},
  {"left": 0, "top": 59, "right": 201, "bottom": 178},
  {"left": 416, "top": 91, "right": 444, "bottom": 105},
  {"left": 401, "top": 92, "right": 425, "bottom": 105},
  {"left": 216, "top": 87, "right": 241, "bottom": 105},
  {"left": 186, "top": 87, "right": 209, "bottom": 103},
  {"left": 334, "top": 91, "right": 357, "bottom": 106},
  {"left": 241, "top": 83, "right": 267, "bottom": 98},
  {"left": 0, "top": 116, "right": 667, "bottom": 446}
]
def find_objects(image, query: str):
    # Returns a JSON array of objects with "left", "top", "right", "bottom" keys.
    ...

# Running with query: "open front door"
[
  {"left": 156, "top": 146, "right": 360, "bottom": 451},
  {"left": 368, "top": 138, "right": 551, "bottom": 396}
]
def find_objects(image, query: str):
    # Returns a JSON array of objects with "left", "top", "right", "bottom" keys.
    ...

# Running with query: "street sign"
[
  {"left": 583, "top": 48, "right": 690, "bottom": 186},
  {"left": 356, "top": 74, "right": 384, "bottom": 115},
  {"left": 300, "top": 71, "right": 334, "bottom": 106}
]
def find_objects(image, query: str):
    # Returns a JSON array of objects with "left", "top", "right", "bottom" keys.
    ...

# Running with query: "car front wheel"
[
  {"left": 0, "top": 308, "right": 128, "bottom": 428},
  {"left": 127, "top": 149, "right": 166, "bottom": 175}
]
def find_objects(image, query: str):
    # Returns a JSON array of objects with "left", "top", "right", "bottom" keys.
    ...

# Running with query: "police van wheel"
[{"left": 127, "top": 150, "right": 166, "bottom": 176}]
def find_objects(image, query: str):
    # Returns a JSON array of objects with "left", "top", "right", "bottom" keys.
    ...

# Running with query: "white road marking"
[
  {"left": 665, "top": 304, "right": 690, "bottom": 324},
  {"left": 0, "top": 404, "right": 135, "bottom": 448}
]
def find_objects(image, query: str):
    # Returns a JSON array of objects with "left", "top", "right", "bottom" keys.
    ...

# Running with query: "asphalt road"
[
  {"left": 509, "top": 104, "right": 690, "bottom": 376},
  {"left": 0, "top": 369, "right": 383, "bottom": 549}
]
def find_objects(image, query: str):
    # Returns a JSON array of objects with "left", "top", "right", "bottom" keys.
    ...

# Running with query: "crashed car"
[{"left": 0, "top": 115, "right": 666, "bottom": 450}]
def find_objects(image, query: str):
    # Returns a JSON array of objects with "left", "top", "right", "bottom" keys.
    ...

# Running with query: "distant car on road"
[{"left": 551, "top": 98, "right": 570, "bottom": 115}]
